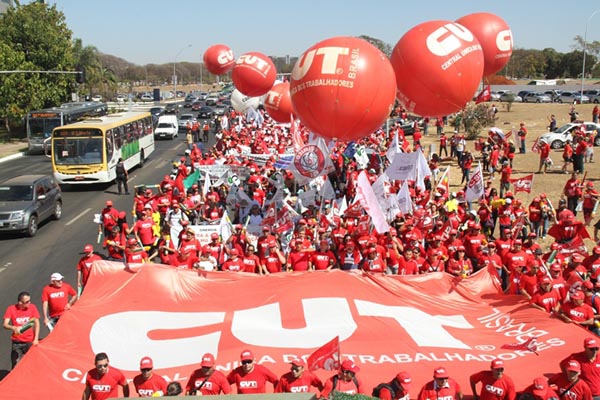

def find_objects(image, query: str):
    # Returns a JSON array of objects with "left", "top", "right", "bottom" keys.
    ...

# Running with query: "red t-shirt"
[
  {"left": 3, "top": 303, "right": 40, "bottom": 342},
  {"left": 41, "top": 283, "right": 76, "bottom": 317},
  {"left": 242, "top": 254, "right": 261, "bottom": 273},
  {"left": 311, "top": 251, "right": 336, "bottom": 270},
  {"left": 77, "top": 254, "right": 103, "bottom": 286},
  {"left": 85, "top": 367, "right": 127, "bottom": 400},
  {"left": 288, "top": 250, "right": 311, "bottom": 271},
  {"left": 227, "top": 364, "right": 279, "bottom": 394},
  {"left": 548, "top": 373, "right": 592, "bottom": 400},
  {"left": 169, "top": 254, "right": 198, "bottom": 269},
  {"left": 561, "top": 352, "right": 600, "bottom": 395},
  {"left": 134, "top": 219, "right": 156, "bottom": 245},
  {"left": 223, "top": 257, "right": 246, "bottom": 272},
  {"left": 276, "top": 371, "right": 323, "bottom": 393},
  {"left": 133, "top": 373, "right": 168, "bottom": 397},
  {"left": 470, "top": 370, "right": 516, "bottom": 400},
  {"left": 561, "top": 301, "right": 595, "bottom": 323},
  {"left": 418, "top": 378, "right": 462, "bottom": 400},
  {"left": 186, "top": 369, "right": 231, "bottom": 395},
  {"left": 531, "top": 288, "right": 561, "bottom": 313}
]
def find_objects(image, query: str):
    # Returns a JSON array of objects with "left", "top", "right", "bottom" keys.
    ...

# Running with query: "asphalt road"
[{"left": 0, "top": 109, "right": 215, "bottom": 377}]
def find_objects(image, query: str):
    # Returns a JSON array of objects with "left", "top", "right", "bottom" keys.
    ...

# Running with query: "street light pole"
[
  {"left": 173, "top": 44, "right": 191, "bottom": 100},
  {"left": 581, "top": 9, "right": 600, "bottom": 101}
]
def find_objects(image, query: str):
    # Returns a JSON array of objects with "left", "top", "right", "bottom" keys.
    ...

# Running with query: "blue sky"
[{"left": 43, "top": 0, "right": 600, "bottom": 66}]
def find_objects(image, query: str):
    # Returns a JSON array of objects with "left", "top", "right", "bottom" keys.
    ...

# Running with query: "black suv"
[{"left": 0, "top": 175, "right": 62, "bottom": 236}]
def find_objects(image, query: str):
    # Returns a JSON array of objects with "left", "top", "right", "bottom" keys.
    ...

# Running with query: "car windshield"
[
  {"left": 0, "top": 185, "right": 34, "bottom": 201},
  {"left": 157, "top": 123, "right": 172, "bottom": 128},
  {"left": 553, "top": 123, "right": 574, "bottom": 134}
]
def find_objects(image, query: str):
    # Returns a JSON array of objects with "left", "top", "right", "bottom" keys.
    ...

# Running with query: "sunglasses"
[
  {"left": 241, "top": 360, "right": 253, "bottom": 365},
  {"left": 21, "top": 300, "right": 31, "bottom": 304},
  {"left": 141, "top": 368, "right": 152, "bottom": 372},
  {"left": 291, "top": 366, "right": 302, "bottom": 372},
  {"left": 96, "top": 363, "right": 109, "bottom": 369}
]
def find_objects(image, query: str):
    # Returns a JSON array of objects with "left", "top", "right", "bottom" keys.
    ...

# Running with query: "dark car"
[
  {"left": 213, "top": 105, "right": 229, "bottom": 116},
  {"left": 164, "top": 103, "right": 181, "bottom": 114},
  {"left": 183, "top": 96, "right": 198, "bottom": 107},
  {"left": 197, "top": 106, "right": 215, "bottom": 119},
  {"left": 0, "top": 174, "right": 62, "bottom": 237},
  {"left": 191, "top": 101, "right": 204, "bottom": 111}
]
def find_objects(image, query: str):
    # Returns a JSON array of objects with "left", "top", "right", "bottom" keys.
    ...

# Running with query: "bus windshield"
[
  {"left": 53, "top": 136, "right": 104, "bottom": 165},
  {"left": 28, "top": 117, "right": 62, "bottom": 139}
]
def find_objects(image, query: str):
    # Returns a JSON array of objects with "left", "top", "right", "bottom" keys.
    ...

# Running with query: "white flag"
[
  {"left": 415, "top": 149, "right": 432, "bottom": 190},
  {"left": 320, "top": 177, "right": 336, "bottom": 201},
  {"left": 386, "top": 130, "right": 401, "bottom": 163},
  {"left": 465, "top": 163, "right": 485, "bottom": 202},
  {"left": 219, "top": 213, "right": 233, "bottom": 244},
  {"left": 355, "top": 171, "right": 390, "bottom": 234},
  {"left": 396, "top": 180, "right": 414, "bottom": 215},
  {"left": 202, "top": 171, "right": 211, "bottom": 198},
  {"left": 385, "top": 152, "right": 419, "bottom": 181},
  {"left": 354, "top": 145, "right": 370, "bottom": 169}
]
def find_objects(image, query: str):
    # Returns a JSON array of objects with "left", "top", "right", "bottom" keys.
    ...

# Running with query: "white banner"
[
  {"left": 396, "top": 180, "right": 414, "bottom": 215},
  {"left": 385, "top": 152, "right": 419, "bottom": 181},
  {"left": 355, "top": 171, "right": 390, "bottom": 234},
  {"left": 465, "top": 163, "right": 485, "bottom": 202}
]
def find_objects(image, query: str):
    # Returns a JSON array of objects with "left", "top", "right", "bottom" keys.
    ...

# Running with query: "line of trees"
[{"left": 1, "top": 2, "right": 599, "bottom": 132}]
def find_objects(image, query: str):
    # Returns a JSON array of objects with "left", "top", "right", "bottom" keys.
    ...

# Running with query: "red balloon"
[
  {"left": 263, "top": 82, "right": 294, "bottom": 123},
  {"left": 390, "top": 20, "right": 484, "bottom": 117},
  {"left": 203, "top": 44, "right": 235, "bottom": 75},
  {"left": 290, "top": 36, "right": 396, "bottom": 142},
  {"left": 231, "top": 52, "right": 277, "bottom": 97},
  {"left": 456, "top": 13, "right": 513, "bottom": 77}
]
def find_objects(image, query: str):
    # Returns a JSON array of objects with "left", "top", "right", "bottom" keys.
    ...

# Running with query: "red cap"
[
  {"left": 584, "top": 337, "right": 599, "bottom": 348},
  {"left": 584, "top": 280, "right": 594, "bottom": 290},
  {"left": 533, "top": 377, "right": 548, "bottom": 397},
  {"left": 571, "top": 290, "right": 585, "bottom": 300},
  {"left": 139, "top": 356, "right": 153, "bottom": 369},
  {"left": 230, "top": 249, "right": 239, "bottom": 256},
  {"left": 567, "top": 360, "right": 581, "bottom": 372},
  {"left": 211, "top": 233, "right": 219, "bottom": 240},
  {"left": 541, "top": 276, "right": 552, "bottom": 284},
  {"left": 200, "top": 353, "right": 215, "bottom": 368},
  {"left": 514, "top": 239, "right": 523, "bottom": 245},
  {"left": 83, "top": 244, "right": 94, "bottom": 253},
  {"left": 240, "top": 349, "right": 254, "bottom": 361},
  {"left": 433, "top": 366, "right": 449, "bottom": 378},
  {"left": 395, "top": 371, "right": 412, "bottom": 389},
  {"left": 572, "top": 253, "right": 584, "bottom": 263},
  {"left": 594, "top": 246, "right": 600, "bottom": 255},
  {"left": 341, "top": 360, "right": 360, "bottom": 373},
  {"left": 105, "top": 200, "right": 113, "bottom": 206},
  {"left": 290, "top": 358, "right": 306, "bottom": 367},
  {"left": 550, "top": 263, "right": 561, "bottom": 271},
  {"left": 490, "top": 359, "right": 504, "bottom": 369}
]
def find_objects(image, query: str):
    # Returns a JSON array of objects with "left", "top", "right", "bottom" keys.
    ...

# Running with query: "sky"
[{"left": 42, "top": 0, "right": 600, "bottom": 66}]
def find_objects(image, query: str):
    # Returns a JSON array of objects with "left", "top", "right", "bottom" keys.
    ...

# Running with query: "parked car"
[
  {"left": 115, "top": 94, "right": 127, "bottom": 103},
  {"left": 178, "top": 114, "right": 196, "bottom": 131},
  {"left": 583, "top": 89, "right": 600, "bottom": 104},
  {"left": 164, "top": 103, "right": 181, "bottom": 114},
  {"left": 140, "top": 94, "right": 154, "bottom": 102},
  {"left": 543, "top": 90, "right": 562, "bottom": 102},
  {"left": 197, "top": 106, "right": 215, "bottom": 119},
  {"left": 558, "top": 91, "right": 590, "bottom": 104},
  {"left": 91, "top": 94, "right": 103, "bottom": 102},
  {"left": 490, "top": 92, "right": 502, "bottom": 101},
  {"left": 0, "top": 174, "right": 62, "bottom": 237},
  {"left": 539, "top": 122, "right": 600, "bottom": 149},
  {"left": 499, "top": 92, "right": 522, "bottom": 102},
  {"left": 522, "top": 92, "right": 552, "bottom": 103},
  {"left": 517, "top": 90, "right": 532, "bottom": 99}
]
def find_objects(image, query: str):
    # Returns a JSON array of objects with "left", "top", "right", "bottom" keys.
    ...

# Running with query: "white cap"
[{"left": 51, "top": 272, "right": 64, "bottom": 281}]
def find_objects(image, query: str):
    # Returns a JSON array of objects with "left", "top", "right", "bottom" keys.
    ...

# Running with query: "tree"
[
  {"left": 0, "top": 1, "right": 74, "bottom": 128},
  {"left": 357, "top": 35, "right": 393, "bottom": 57}
]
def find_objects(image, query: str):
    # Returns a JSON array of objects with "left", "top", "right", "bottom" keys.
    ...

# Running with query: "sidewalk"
[{"left": 0, "top": 140, "right": 28, "bottom": 163}]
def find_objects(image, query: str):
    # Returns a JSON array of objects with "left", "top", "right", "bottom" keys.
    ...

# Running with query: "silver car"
[
  {"left": 558, "top": 91, "right": 590, "bottom": 104},
  {"left": 499, "top": 92, "right": 522, "bottom": 102},
  {"left": 522, "top": 92, "right": 552, "bottom": 103},
  {"left": 0, "top": 175, "right": 62, "bottom": 236}
]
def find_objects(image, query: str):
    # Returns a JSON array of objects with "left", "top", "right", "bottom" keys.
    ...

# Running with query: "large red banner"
[{"left": 0, "top": 262, "right": 592, "bottom": 399}]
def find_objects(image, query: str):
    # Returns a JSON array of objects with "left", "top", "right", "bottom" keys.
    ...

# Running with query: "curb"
[{"left": 0, "top": 151, "right": 25, "bottom": 164}]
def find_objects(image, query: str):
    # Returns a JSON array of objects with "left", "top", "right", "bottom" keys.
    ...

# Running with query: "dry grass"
[{"left": 419, "top": 102, "right": 600, "bottom": 247}]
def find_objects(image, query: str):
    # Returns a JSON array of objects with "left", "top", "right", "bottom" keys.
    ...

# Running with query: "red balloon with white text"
[
  {"left": 203, "top": 44, "right": 235, "bottom": 75},
  {"left": 456, "top": 12, "right": 513, "bottom": 77},
  {"left": 390, "top": 20, "right": 484, "bottom": 117},
  {"left": 231, "top": 52, "right": 277, "bottom": 97},
  {"left": 290, "top": 36, "right": 396, "bottom": 141},
  {"left": 263, "top": 82, "right": 294, "bottom": 123}
]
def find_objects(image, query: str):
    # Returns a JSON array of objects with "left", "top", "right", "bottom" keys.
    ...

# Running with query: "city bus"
[
  {"left": 26, "top": 101, "right": 109, "bottom": 153},
  {"left": 50, "top": 112, "right": 155, "bottom": 185}
]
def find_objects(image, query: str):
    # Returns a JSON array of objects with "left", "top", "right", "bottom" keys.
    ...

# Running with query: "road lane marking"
[
  {"left": 66, "top": 207, "right": 91, "bottom": 226},
  {"left": 0, "top": 267, "right": 6, "bottom": 273}
]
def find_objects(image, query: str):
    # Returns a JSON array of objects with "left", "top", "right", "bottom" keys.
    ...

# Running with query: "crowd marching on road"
[{"left": 3, "top": 103, "right": 600, "bottom": 398}]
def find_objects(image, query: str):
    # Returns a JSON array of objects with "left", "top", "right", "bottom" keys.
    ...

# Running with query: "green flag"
[{"left": 183, "top": 169, "right": 200, "bottom": 190}]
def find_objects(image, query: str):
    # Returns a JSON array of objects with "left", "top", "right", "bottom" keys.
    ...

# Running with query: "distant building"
[{"left": 0, "top": 0, "right": 13, "bottom": 14}]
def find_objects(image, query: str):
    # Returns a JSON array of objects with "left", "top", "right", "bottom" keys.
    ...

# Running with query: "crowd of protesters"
[{"left": 5, "top": 102, "right": 600, "bottom": 398}]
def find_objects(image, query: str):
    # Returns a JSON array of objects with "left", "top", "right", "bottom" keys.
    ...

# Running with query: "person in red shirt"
[
  {"left": 3, "top": 291, "right": 40, "bottom": 369},
  {"left": 359, "top": 247, "right": 386, "bottom": 273},
  {"left": 549, "top": 360, "right": 592, "bottom": 400},
  {"left": 537, "top": 139, "right": 551, "bottom": 173},
  {"left": 260, "top": 240, "right": 286, "bottom": 274},
  {"left": 275, "top": 358, "right": 323, "bottom": 394},
  {"left": 560, "top": 338, "right": 600, "bottom": 398},
  {"left": 374, "top": 371, "right": 412, "bottom": 400},
  {"left": 560, "top": 290, "right": 595, "bottom": 328},
  {"left": 574, "top": 135, "right": 588, "bottom": 174},
  {"left": 582, "top": 181, "right": 600, "bottom": 226},
  {"left": 83, "top": 352, "right": 129, "bottom": 400},
  {"left": 41, "top": 272, "right": 76, "bottom": 329},
  {"left": 222, "top": 249, "right": 246, "bottom": 272},
  {"left": 125, "top": 237, "right": 149, "bottom": 265},
  {"left": 321, "top": 359, "right": 365, "bottom": 398},
  {"left": 287, "top": 240, "right": 312, "bottom": 272},
  {"left": 242, "top": 245, "right": 261, "bottom": 274},
  {"left": 564, "top": 172, "right": 583, "bottom": 214},
  {"left": 470, "top": 359, "right": 516, "bottom": 400},
  {"left": 227, "top": 349, "right": 279, "bottom": 394},
  {"left": 530, "top": 276, "right": 561, "bottom": 314},
  {"left": 186, "top": 353, "right": 231, "bottom": 395},
  {"left": 99, "top": 200, "right": 119, "bottom": 236},
  {"left": 133, "top": 210, "right": 159, "bottom": 253},
  {"left": 310, "top": 240, "right": 338, "bottom": 271},
  {"left": 519, "top": 376, "right": 559, "bottom": 400},
  {"left": 418, "top": 366, "right": 463, "bottom": 400},
  {"left": 169, "top": 248, "right": 199, "bottom": 270},
  {"left": 133, "top": 356, "right": 168, "bottom": 397},
  {"left": 77, "top": 243, "right": 103, "bottom": 291},
  {"left": 518, "top": 122, "right": 528, "bottom": 154},
  {"left": 447, "top": 246, "right": 473, "bottom": 277}
]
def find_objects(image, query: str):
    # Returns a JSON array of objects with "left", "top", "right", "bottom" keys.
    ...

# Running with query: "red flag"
[
  {"left": 509, "top": 174, "right": 534, "bottom": 193},
  {"left": 501, "top": 337, "right": 539, "bottom": 354},
  {"left": 307, "top": 336, "right": 340, "bottom": 371},
  {"left": 475, "top": 85, "right": 491, "bottom": 104}
]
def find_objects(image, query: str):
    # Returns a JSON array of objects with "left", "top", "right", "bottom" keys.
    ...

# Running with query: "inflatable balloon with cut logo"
[
  {"left": 456, "top": 12, "right": 513, "bottom": 77},
  {"left": 203, "top": 44, "right": 235, "bottom": 75},
  {"left": 290, "top": 36, "right": 396, "bottom": 142},
  {"left": 263, "top": 82, "right": 294, "bottom": 123},
  {"left": 230, "top": 89, "right": 261, "bottom": 113},
  {"left": 231, "top": 52, "right": 277, "bottom": 97},
  {"left": 390, "top": 20, "right": 484, "bottom": 117}
]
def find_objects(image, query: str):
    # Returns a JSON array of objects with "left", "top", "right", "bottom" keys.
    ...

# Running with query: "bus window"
[{"left": 106, "top": 131, "right": 114, "bottom": 160}]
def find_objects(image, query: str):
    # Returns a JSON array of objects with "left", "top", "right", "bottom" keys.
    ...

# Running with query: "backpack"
[{"left": 372, "top": 383, "right": 395, "bottom": 399}]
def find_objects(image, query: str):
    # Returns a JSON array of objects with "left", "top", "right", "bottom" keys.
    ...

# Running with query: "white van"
[{"left": 154, "top": 115, "right": 178, "bottom": 140}]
